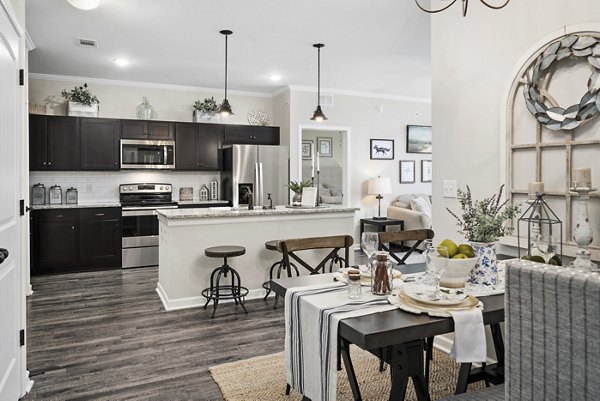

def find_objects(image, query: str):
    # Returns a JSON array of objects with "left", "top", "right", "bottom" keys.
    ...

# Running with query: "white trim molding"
[
  {"left": 29, "top": 73, "right": 273, "bottom": 98},
  {"left": 287, "top": 85, "right": 431, "bottom": 103},
  {"left": 156, "top": 283, "right": 265, "bottom": 311},
  {"left": 0, "top": 0, "right": 23, "bottom": 36},
  {"left": 24, "top": 30, "right": 34, "bottom": 51}
]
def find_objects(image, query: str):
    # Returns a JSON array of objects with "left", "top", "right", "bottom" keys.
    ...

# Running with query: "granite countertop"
[
  {"left": 177, "top": 200, "right": 229, "bottom": 205},
  {"left": 30, "top": 202, "right": 121, "bottom": 210},
  {"left": 157, "top": 205, "right": 359, "bottom": 219}
]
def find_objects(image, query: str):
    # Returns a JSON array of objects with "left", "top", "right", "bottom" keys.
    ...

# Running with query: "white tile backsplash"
[{"left": 30, "top": 171, "right": 220, "bottom": 203}]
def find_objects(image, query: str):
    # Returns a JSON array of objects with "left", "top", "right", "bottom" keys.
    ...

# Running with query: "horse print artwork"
[{"left": 370, "top": 139, "right": 394, "bottom": 160}]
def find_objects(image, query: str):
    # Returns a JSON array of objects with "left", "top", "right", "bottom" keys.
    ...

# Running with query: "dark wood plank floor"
[{"left": 23, "top": 267, "right": 287, "bottom": 401}]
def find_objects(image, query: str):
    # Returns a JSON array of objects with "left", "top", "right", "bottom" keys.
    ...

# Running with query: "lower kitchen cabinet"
[{"left": 31, "top": 207, "right": 122, "bottom": 274}]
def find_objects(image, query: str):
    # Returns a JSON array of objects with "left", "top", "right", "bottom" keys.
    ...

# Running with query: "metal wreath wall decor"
[{"left": 523, "top": 34, "right": 600, "bottom": 131}]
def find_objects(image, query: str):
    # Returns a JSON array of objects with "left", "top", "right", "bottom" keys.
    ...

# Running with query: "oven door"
[
  {"left": 120, "top": 139, "right": 175, "bottom": 169},
  {"left": 121, "top": 209, "right": 160, "bottom": 247}
]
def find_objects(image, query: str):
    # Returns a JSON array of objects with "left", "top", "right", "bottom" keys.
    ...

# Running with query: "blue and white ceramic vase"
[{"left": 469, "top": 241, "right": 497, "bottom": 285}]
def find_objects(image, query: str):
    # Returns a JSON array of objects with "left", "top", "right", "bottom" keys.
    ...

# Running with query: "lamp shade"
[
  {"left": 368, "top": 177, "right": 392, "bottom": 195},
  {"left": 67, "top": 0, "right": 100, "bottom": 10}
]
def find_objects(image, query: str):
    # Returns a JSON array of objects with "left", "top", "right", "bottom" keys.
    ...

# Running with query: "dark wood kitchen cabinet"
[
  {"left": 31, "top": 207, "right": 122, "bottom": 274},
  {"left": 29, "top": 115, "right": 79, "bottom": 171},
  {"left": 80, "top": 118, "right": 120, "bottom": 170},
  {"left": 222, "top": 125, "right": 279, "bottom": 145},
  {"left": 175, "top": 122, "right": 220, "bottom": 170},
  {"left": 121, "top": 120, "right": 174, "bottom": 140}
]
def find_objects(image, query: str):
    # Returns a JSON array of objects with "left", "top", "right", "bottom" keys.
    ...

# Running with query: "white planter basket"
[
  {"left": 67, "top": 101, "right": 99, "bottom": 117},
  {"left": 193, "top": 110, "right": 220, "bottom": 123}
]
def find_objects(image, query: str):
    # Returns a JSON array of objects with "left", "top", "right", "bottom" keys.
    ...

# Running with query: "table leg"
[
  {"left": 455, "top": 363, "right": 471, "bottom": 394},
  {"left": 340, "top": 337, "right": 362, "bottom": 401},
  {"left": 389, "top": 340, "right": 431, "bottom": 401}
]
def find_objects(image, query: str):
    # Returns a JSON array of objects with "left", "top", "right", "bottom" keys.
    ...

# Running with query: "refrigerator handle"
[
  {"left": 258, "top": 162, "right": 264, "bottom": 206},
  {"left": 254, "top": 162, "right": 260, "bottom": 207}
]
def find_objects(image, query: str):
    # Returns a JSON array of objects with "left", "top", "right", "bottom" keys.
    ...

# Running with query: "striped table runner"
[{"left": 284, "top": 282, "right": 397, "bottom": 401}]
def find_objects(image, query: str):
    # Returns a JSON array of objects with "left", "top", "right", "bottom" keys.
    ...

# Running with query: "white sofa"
[{"left": 386, "top": 194, "right": 432, "bottom": 232}]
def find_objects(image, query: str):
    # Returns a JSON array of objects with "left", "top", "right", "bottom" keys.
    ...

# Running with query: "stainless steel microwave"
[{"left": 120, "top": 139, "right": 175, "bottom": 169}]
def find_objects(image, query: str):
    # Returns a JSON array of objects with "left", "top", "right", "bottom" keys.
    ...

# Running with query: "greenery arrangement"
[
  {"left": 61, "top": 83, "right": 99, "bottom": 106},
  {"left": 447, "top": 185, "right": 520, "bottom": 243},
  {"left": 288, "top": 180, "right": 312, "bottom": 194},
  {"left": 193, "top": 97, "right": 219, "bottom": 114}
]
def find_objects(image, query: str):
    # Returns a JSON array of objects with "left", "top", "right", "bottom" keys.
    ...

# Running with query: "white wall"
[
  {"left": 284, "top": 89, "right": 432, "bottom": 238},
  {"left": 431, "top": 0, "right": 600, "bottom": 244},
  {"left": 29, "top": 76, "right": 273, "bottom": 124}
]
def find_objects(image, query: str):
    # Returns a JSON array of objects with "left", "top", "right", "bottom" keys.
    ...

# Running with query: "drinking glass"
[
  {"left": 430, "top": 245, "right": 449, "bottom": 300},
  {"left": 537, "top": 234, "right": 557, "bottom": 264},
  {"left": 361, "top": 232, "right": 379, "bottom": 267},
  {"left": 417, "top": 239, "right": 436, "bottom": 285}
]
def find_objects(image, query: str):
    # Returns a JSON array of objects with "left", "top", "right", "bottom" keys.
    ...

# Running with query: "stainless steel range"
[{"left": 120, "top": 183, "right": 177, "bottom": 268}]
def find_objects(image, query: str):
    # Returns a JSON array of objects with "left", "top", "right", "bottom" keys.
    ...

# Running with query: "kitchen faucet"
[{"left": 264, "top": 193, "right": 273, "bottom": 209}]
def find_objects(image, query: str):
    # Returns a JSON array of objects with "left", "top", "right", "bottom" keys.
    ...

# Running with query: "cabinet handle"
[
  {"left": 42, "top": 162, "right": 47, "bottom": 165},
  {"left": 94, "top": 213, "right": 105, "bottom": 217},
  {"left": 56, "top": 214, "right": 63, "bottom": 218},
  {"left": 48, "top": 162, "right": 52, "bottom": 165},
  {"left": 195, "top": 163, "right": 199, "bottom": 166},
  {"left": 114, "top": 162, "right": 118, "bottom": 166},
  {"left": 71, "top": 226, "right": 75, "bottom": 230}
]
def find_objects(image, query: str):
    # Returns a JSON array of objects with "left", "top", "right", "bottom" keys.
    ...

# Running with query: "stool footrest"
[{"left": 202, "top": 286, "right": 249, "bottom": 301}]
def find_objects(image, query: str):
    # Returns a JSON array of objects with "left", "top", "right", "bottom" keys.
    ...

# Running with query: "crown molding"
[
  {"left": 28, "top": 73, "right": 273, "bottom": 98},
  {"left": 270, "top": 86, "right": 291, "bottom": 98},
  {"left": 287, "top": 85, "right": 431, "bottom": 103}
]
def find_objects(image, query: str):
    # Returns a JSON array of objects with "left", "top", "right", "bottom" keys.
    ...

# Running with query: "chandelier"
[{"left": 415, "top": 0, "right": 510, "bottom": 17}]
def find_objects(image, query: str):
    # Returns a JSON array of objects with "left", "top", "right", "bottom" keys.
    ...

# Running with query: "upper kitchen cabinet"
[
  {"left": 175, "top": 123, "right": 220, "bottom": 170},
  {"left": 29, "top": 115, "right": 79, "bottom": 171},
  {"left": 222, "top": 125, "right": 279, "bottom": 145},
  {"left": 121, "top": 120, "right": 174, "bottom": 140},
  {"left": 80, "top": 118, "right": 120, "bottom": 170}
]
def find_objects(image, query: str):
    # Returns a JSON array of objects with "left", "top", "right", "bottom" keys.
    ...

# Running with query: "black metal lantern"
[{"left": 517, "top": 192, "right": 563, "bottom": 262}]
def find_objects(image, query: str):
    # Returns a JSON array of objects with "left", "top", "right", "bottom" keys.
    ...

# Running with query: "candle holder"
[
  {"left": 315, "top": 171, "right": 321, "bottom": 207},
  {"left": 569, "top": 186, "right": 597, "bottom": 270},
  {"left": 517, "top": 192, "right": 563, "bottom": 262}
]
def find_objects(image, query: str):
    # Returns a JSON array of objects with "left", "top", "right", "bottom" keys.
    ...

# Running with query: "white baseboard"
[{"left": 156, "top": 283, "right": 266, "bottom": 311}]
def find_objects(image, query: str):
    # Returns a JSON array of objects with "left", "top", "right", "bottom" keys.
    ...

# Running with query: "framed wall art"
[
  {"left": 317, "top": 137, "right": 333, "bottom": 157},
  {"left": 421, "top": 160, "right": 432, "bottom": 182},
  {"left": 302, "top": 140, "right": 313, "bottom": 159},
  {"left": 399, "top": 160, "right": 416, "bottom": 183},
  {"left": 406, "top": 125, "right": 432, "bottom": 154},
  {"left": 370, "top": 139, "right": 394, "bottom": 160}
]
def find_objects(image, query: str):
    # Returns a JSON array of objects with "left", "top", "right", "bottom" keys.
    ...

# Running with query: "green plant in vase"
[
  {"left": 446, "top": 185, "right": 520, "bottom": 285},
  {"left": 193, "top": 97, "right": 219, "bottom": 122},
  {"left": 61, "top": 83, "right": 99, "bottom": 106},
  {"left": 288, "top": 180, "right": 312, "bottom": 204}
]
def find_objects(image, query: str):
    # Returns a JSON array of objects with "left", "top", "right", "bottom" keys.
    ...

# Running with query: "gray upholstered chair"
[{"left": 440, "top": 262, "right": 600, "bottom": 400}]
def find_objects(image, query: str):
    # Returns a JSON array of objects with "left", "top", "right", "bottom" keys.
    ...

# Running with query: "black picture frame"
[
  {"left": 399, "top": 160, "right": 416, "bottom": 183},
  {"left": 421, "top": 160, "right": 432, "bottom": 182},
  {"left": 302, "top": 140, "right": 313, "bottom": 159},
  {"left": 406, "top": 125, "right": 432, "bottom": 154},
  {"left": 370, "top": 139, "right": 395, "bottom": 160}
]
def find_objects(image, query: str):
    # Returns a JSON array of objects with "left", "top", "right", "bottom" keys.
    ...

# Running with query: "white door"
[{"left": 0, "top": 4, "right": 22, "bottom": 400}]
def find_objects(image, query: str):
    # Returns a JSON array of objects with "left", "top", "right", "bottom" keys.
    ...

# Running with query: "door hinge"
[
  {"left": 19, "top": 69, "right": 24, "bottom": 86},
  {"left": 19, "top": 329, "right": 25, "bottom": 346}
]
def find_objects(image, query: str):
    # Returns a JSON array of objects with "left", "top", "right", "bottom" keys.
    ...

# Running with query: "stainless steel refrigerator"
[{"left": 221, "top": 145, "right": 289, "bottom": 208}]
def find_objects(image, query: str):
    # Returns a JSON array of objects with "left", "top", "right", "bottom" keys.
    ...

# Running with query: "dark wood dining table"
[{"left": 271, "top": 263, "right": 505, "bottom": 401}]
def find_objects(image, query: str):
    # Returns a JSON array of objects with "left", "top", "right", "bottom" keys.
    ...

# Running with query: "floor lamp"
[{"left": 368, "top": 177, "right": 392, "bottom": 220}]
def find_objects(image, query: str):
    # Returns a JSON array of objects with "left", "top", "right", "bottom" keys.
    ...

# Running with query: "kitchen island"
[{"left": 155, "top": 206, "right": 358, "bottom": 310}]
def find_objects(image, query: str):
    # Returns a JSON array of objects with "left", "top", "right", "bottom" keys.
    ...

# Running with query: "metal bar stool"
[
  {"left": 202, "top": 245, "right": 249, "bottom": 318},
  {"left": 262, "top": 240, "right": 300, "bottom": 308}
]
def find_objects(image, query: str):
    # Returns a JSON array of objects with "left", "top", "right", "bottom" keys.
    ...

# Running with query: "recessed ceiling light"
[
  {"left": 113, "top": 58, "right": 129, "bottom": 67},
  {"left": 269, "top": 74, "right": 282, "bottom": 82},
  {"left": 67, "top": 0, "right": 100, "bottom": 10}
]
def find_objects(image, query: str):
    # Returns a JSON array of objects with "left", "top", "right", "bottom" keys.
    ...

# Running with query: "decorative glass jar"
[
  {"left": 370, "top": 251, "right": 393, "bottom": 295},
  {"left": 136, "top": 96, "right": 154, "bottom": 120}
]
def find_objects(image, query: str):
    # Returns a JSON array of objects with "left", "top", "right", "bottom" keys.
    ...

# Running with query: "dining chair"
[
  {"left": 277, "top": 235, "right": 354, "bottom": 275},
  {"left": 440, "top": 261, "right": 600, "bottom": 400},
  {"left": 377, "top": 229, "right": 434, "bottom": 265}
]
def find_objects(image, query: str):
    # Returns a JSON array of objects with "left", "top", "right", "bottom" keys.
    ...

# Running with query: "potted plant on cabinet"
[
  {"left": 193, "top": 97, "right": 220, "bottom": 123},
  {"left": 61, "top": 83, "right": 99, "bottom": 117}
]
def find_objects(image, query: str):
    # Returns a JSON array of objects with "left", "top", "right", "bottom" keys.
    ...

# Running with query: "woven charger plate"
[{"left": 388, "top": 292, "right": 482, "bottom": 317}]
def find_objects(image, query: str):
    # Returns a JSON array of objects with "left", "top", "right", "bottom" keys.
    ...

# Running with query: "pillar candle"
[
  {"left": 528, "top": 182, "right": 544, "bottom": 199},
  {"left": 311, "top": 154, "right": 315, "bottom": 178},
  {"left": 573, "top": 168, "right": 592, "bottom": 188},
  {"left": 316, "top": 151, "right": 320, "bottom": 172}
]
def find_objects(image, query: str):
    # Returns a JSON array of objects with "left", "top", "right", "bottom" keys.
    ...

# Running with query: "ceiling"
[{"left": 26, "top": 0, "right": 431, "bottom": 99}]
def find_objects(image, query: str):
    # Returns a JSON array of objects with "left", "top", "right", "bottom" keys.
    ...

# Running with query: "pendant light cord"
[
  {"left": 224, "top": 34, "right": 228, "bottom": 100},
  {"left": 317, "top": 46, "right": 320, "bottom": 105}
]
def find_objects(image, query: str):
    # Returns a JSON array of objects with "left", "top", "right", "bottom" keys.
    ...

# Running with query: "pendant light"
[
  {"left": 310, "top": 43, "right": 328, "bottom": 122},
  {"left": 218, "top": 30, "right": 234, "bottom": 116}
]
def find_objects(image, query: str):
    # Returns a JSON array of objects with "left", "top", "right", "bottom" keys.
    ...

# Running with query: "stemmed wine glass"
[
  {"left": 361, "top": 232, "right": 379, "bottom": 269},
  {"left": 537, "top": 234, "right": 557, "bottom": 264},
  {"left": 430, "top": 244, "right": 449, "bottom": 300}
]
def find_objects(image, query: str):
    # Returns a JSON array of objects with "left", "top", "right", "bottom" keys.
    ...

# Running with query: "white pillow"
[{"left": 410, "top": 197, "right": 432, "bottom": 228}]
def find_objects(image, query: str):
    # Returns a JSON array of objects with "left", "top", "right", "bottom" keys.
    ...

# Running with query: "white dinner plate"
[{"left": 402, "top": 285, "right": 468, "bottom": 306}]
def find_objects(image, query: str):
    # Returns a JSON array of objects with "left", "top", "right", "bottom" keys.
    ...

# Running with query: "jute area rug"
[{"left": 209, "top": 346, "right": 484, "bottom": 401}]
